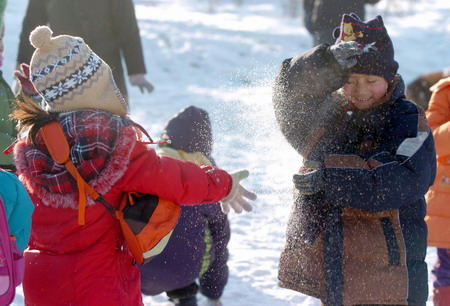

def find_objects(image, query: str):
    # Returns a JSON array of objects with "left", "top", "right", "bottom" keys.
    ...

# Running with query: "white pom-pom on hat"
[{"left": 29, "top": 25, "right": 53, "bottom": 49}]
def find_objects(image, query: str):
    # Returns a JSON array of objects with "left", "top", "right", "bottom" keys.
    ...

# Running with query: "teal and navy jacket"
[{"left": 0, "top": 170, "right": 34, "bottom": 251}]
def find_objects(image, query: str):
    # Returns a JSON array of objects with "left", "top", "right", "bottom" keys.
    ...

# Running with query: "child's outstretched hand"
[
  {"left": 220, "top": 170, "right": 257, "bottom": 214},
  {"left": 329, "top": 41, "right": 363, "bottom": 69}
]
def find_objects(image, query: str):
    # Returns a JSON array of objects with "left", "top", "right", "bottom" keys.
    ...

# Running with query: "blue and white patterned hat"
[{"left": 29, "top": 26, "right": 128, "bottom": 116}]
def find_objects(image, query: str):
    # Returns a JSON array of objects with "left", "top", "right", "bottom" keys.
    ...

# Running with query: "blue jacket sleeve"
[
  {"left": 0, "top": 171, "right": 34, "bottom": 251},
  {"left": 323, "top": 104, "right": 437, "bottom": 212}
]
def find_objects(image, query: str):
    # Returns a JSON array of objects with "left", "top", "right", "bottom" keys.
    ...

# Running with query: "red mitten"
[{"left": 14, "top": 63, "right": 39, "bottom": 96}]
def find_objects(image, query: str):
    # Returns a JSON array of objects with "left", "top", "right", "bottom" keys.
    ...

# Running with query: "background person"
[
  {"left": 303, "top": 0, "right": 380, "bottom": 46},
  {"left": 16, "top": 0, "right": 154, "bottom": 103}
]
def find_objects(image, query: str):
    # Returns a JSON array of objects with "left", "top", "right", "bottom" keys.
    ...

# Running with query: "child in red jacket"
[{"left": 11, "top": 25, "right": 256, "bottom": 306}]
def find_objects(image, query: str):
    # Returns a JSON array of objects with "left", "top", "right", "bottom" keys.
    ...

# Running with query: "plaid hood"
[{"left": 15, "top": 109, "right": 137, "bottom": 209}]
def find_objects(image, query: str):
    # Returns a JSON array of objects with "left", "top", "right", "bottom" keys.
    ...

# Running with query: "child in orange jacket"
[{"left": 425, "top": 76, "right": 450, "bottom": 305}]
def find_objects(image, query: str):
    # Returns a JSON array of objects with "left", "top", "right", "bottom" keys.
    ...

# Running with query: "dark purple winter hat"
[
  {"left": 160, "top": 105, "right": 213, "bottom": 159},
  {"left": 333, "top": 14, "right": 399, "bottom": 82}
]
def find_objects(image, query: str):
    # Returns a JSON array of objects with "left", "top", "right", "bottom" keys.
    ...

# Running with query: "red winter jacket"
[{"left": 14, "top": 110, "right": 232, "bottom": 306}]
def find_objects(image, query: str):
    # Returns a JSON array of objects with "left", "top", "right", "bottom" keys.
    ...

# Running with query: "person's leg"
[
  {"left": 166, "top": 282, "right": 199, "bottom": 306},
  {"left": 432, "top": 248, "right": 450, "bottom": 305}
]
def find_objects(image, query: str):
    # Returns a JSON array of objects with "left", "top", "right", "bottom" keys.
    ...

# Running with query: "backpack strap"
[{"left": 40, "top": 121, "right": 116, "bottom": 225}]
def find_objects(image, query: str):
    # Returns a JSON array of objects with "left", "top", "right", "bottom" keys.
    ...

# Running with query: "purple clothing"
[
  {"left": 433, "top": 248, "right": 450, "bottom": 288},
  {"left": 139, "top": 105, "right": 230, "bottom": 300},
  {"left": 161, "top": 106, "right": 215, "bottom": 163},
  {"left": 138, "top": 203, "right": 230, "bottom": 299}
]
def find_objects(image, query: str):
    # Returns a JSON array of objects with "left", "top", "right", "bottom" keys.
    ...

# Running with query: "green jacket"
[
  {"left": 0, "top": 0, "right": 6, "bottom": 29},
  {"left": 0, "top": 71, "right": 17, "bottom": 167}
]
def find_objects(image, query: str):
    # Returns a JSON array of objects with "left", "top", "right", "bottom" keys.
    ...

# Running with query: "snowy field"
[{"left": 4, "top": 0, "right": 450, "bottom": 305}]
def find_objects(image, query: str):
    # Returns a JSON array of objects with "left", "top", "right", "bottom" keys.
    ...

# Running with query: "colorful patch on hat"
[
  {"left": 340, "top": 22, "right": 379, "bottom": 54},
  {"left": 341, "top": 22, "right": 364, "bottom": 42},
  {"left": 362, "top": 42, "right": 378, "bottom": 53}
]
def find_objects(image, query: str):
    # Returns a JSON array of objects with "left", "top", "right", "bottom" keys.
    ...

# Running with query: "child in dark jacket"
[
  {"left": 139, "top": 105, "right": 235, "bottom": 306},
  {"left": 10, "top": 26, "right": 256, "bottom": 306},
  {"left": 273, "top": 14, "right": 436, "bottom": 305}
]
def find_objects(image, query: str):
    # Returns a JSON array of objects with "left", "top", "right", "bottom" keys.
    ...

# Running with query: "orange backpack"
[{"left": 40, "top": 121, "right": 180, "bottom": 264}]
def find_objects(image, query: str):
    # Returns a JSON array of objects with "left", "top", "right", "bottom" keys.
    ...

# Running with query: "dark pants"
[{"left": 433, "top": 248, "right": 450, "bottom": 288}]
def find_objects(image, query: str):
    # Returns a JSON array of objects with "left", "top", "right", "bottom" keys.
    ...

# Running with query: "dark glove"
[
  {"left": 329, "top": 41, "right": 362, "bottom": 69},
  {"left": 13, "top": 63, "right": 39, "bottom": 96},
  {"left": 129, "top": 74, "right": 155, "bottom": 94},
  {"left": 293, "top": 160, "right": 324, "bottom": 195}
]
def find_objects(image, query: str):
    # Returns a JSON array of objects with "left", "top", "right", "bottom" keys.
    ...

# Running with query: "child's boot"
[
  {"left": 205, "top": 298, "right": 223, "bottom": 306},
  {"left": 167, "top": 282, "right": 199, "bottom": 306},
  {"left": 170, "top": 296, "right": 197, "bottom": 306}
]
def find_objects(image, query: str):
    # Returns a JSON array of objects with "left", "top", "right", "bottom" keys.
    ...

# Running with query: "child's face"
[{"left": 342, "top": 74, "right": 389, "bottom": 110}]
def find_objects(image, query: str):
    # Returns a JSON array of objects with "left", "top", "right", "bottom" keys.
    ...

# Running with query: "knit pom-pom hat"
[
  {"left": 29, "top": 26, "right": 128, "bottom": 116},
  {"left": 333, "top": 14, "right": 399, "bottom": 83}
]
